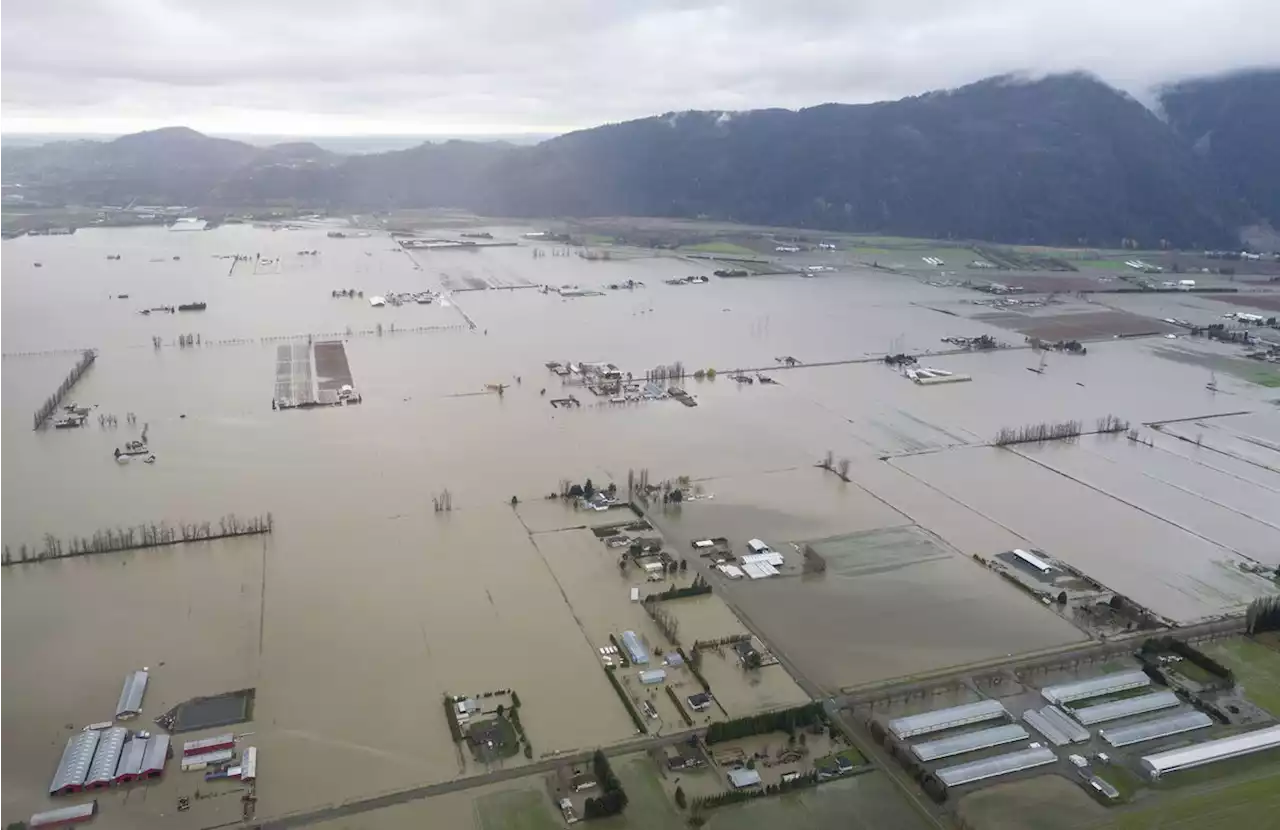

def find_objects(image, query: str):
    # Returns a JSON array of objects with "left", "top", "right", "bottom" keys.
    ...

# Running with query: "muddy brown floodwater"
[{"left": 4, "top": 223, "right": 1278, "bottom": 827}]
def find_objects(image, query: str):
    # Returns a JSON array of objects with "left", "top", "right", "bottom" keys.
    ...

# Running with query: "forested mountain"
[
  {"left": 1160, "top": 69, "right": 1280, "bottom": 229},
  {"left": 485, "top": 74, "right": 1243, "bottom": 246},
  {"left": 5, "top": 72, "right": 1277, "bottom": 246}
]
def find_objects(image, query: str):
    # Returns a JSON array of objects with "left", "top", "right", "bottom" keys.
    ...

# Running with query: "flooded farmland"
[{"left": 4, "top": 222, "right": 1279, "bottom": 827}]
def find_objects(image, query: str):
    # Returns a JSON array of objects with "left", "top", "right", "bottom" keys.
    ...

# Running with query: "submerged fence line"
[
  {"left": 2, "top": 512, "right": 273, "bottom": 567},
  {"left": 5, "top": 324, "right": 468, "bottom": 361},
  {"left": 32, "top": 349, "right": 96, "bottom": 430}
]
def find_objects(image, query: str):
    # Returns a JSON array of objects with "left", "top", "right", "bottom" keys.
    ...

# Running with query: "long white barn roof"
[{"left": 1141, "top": 724, "right": 1280, "bottom": 778}]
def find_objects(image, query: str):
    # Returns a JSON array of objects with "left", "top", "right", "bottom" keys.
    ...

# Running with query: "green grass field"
[
  {"left": 704, "top": 771, "right": 934, "bottom": 830},
  {"left": 1092, "top": 764, "right": 1144, "bottom": 803},
  {"left": 1244, "top": 368, "right": 1280, "bottom": 388},
  {"left": 592, "top": 754, "right": 683, "bottom": 830},
  {"left": 474, "top": 789, "right": 562, "bottom": 830},
  {"left": 813, "top": 747, "right": 867, "bottom": 770},
  {"left": 680, "top": 241, "right": 762, "bottom": 257},
  {"left": 1096, "top": 765, "right": 1280, "bottom": 829},
  {"left": 1200, "top": 637, "right": 1280, "bottom": 715}
]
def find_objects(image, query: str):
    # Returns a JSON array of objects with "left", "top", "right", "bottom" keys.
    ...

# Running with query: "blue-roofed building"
[{"left": 621, "top": 631, "right": 649, "bottom": 664}]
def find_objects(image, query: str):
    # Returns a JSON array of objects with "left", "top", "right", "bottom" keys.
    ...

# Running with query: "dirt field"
[
  {"left": 1097, "top": 764, "right": 1280, "bottom": 830},
  {"left": 956, "top": 774, "right": 1106, "bottom": 830},
  {"left": 975, "top": 310, "right": 1177, "bottom": 340},
  {"left": 1202, "top": 293, "right": 1280, "bottom": 313}
]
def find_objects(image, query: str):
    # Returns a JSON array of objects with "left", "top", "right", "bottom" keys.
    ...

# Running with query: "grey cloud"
[{"left": 3, "top": 0, "right": 1277, "bottom": 134}]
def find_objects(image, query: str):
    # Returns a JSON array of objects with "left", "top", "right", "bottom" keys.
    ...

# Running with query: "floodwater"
[
  {"left": 892, "top": 444, "right": 1278, "bottom": 622},
  {"left": 4, "top": 223, "right": 1279, "bottom": 825}
]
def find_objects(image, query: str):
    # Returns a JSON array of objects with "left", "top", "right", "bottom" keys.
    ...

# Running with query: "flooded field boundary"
[
  {"left": 31, "top": 349, "right": 95, "bottom": 429},
  {"left": 1007, "top": 446, "right": 1264, "bottom": 561},
  {"left": 1147, "top": 411, "right": 1256, "bottom": 427},
  {"left": 1076, "top": 440, "right": 1280, "bottom": 533}
]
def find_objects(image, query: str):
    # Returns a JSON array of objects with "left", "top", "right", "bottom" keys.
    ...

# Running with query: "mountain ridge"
[{"left": 4, "top": 70, "right": 1277, "bottom": 246}]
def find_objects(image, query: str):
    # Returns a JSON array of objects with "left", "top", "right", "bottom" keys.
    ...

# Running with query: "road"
[
  {"left": 251, "top": 730, "right": 696, "bottom": 830},
  {"left": 835, "top": 617, "right": 1246, "bottom": 709}
]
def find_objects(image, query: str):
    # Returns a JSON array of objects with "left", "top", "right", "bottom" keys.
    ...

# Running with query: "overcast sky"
[{"left": 3, "top": 0, "right": 1277, "bottom": 137}]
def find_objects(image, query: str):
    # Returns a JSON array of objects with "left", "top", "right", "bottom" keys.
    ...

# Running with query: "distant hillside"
[
  {"left": 485, "top": 74, "right": 1244, "bottom": 247},
  {"left": 1160, "top": 69, "right": 1280, "bottom": 229},
  {"left": 5, "top": 73, "right": 1276, "bottom": 246}
]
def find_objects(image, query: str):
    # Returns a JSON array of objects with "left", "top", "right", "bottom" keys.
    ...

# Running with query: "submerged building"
[
  {"left": 49, "top": 732, "right": 101, "bottom": 796},
  {"left": 620, "top": 631, "right": 649, "bottom": 665},
  {"left": 116, "top": 669, "right": 149, "bottom": 719},
  {"left": 139, "top": 734, "right": 171, "bottom": 779},
  {"left": 84, "top": 727, "right": 128, "bottom": 790}
]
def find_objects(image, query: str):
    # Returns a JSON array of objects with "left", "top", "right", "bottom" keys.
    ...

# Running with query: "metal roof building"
[
  {"left": 888, "top": 699, "right": 1008, "bottom": 740},
  {"left": 29, "top": 801, "right": 97, "bottom": 827},
  {"left": 911, "top": 724, "right": 1030, "bottom": 762},
  {"left": 50, "top": 731, "right": 101, "bottom": 795},
  {"left": 1023, "top": 706, "right": 1092, "bottom": 746},
  {"left": 1022, "top": 709, "right": 1070, "bottom": 746},
  {"left": 1141, "top": 724, "right": 1280, "bottom": 779},
  {"left": 116, "top": 669, "right": 149, "bottom": 719},
  {"left": 741, "top": 552, "right": 785, "bottom": 567},
  {"left": 140, "top": 734, "right": 171, "bottom": 779},
  {"left": 1100, "top": 711, "right": 1213, "bottom": 748},
  {"left": 182, "top": 748, "right": 235, "bottom": 770},
  {"left": 1011, "top": 549, "right": 1052, "bottom": 574},
  {"left": 620, "top": 631, "right": 649, "bottom": 665},
  {"left": 84, "top": 727, "right": 128, "bottom": 790},
  {"left": 742, "top": 562, "right": 779, "bottom": 579},
  {"left": 114, "top": 737, "right": 148, "bottom": 783},
  {"left": 1072, "top": 691, "right": 1180, "bottom": 726},
  {"left": 935, "top": 746, "right": 1057, "bottom": 788},
  {"left": 241, "top": 746, "right": 258, "bottom": 781},
  {"left": 1041, "top": 671, "right": 1151, "bottom": 705},
  {"left": 726, "top": 768, "right": 763, "bottom": 788},
  {"left": 182, "top": 733, "right": 235, "bottom": 756}
]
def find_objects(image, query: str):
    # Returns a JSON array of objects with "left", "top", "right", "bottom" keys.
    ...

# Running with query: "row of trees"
[
  {"left": 993, "top": 419, "right": 1083, "bottom": 446},
  {"left": 583, "top": 750, "right": 628, "bottom": 819},
  {"left": 1138, "top": 636, "right": 1235, "bottom": 684},
  {"left": 603, "top": 667, "right": 647, "bottom": 733},
  {"left": 644, "top": 362, "right": 686, "bottom": 382},
  {"left": 686, "top": 648, "right": 711, "bottom": 693},
  {"left": 442, "top": 696, "right": 463, "bottom": 743},
  {"left": 1246, "top": 596, "right": 1280, "bottom": 634},
  {"left": 646, "top": 573, "right": 708, "bottom": 603},
  {"left": 33, "top": 349, "right": 96, "bottom": 429},
  {"left": 705, "top": 702, "right": 825, "bottom": 745},
  {"left": 645, "top": 602, "right": 680, "bottom": 646},
  {"left": 2, "top": 513, "right": 274, "bottom": 566},
  {"left": 666, "top": 686, "right": 694, "bottom": 726},
  {"left": 817, "top": 450, "right": 851, "bottom": 481},
  {"left": 500, "top": 696, "right": 533, "bottom": 759},
  {"left": 1095, "top": 414, "right": 1131, "bottom": 433}
]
